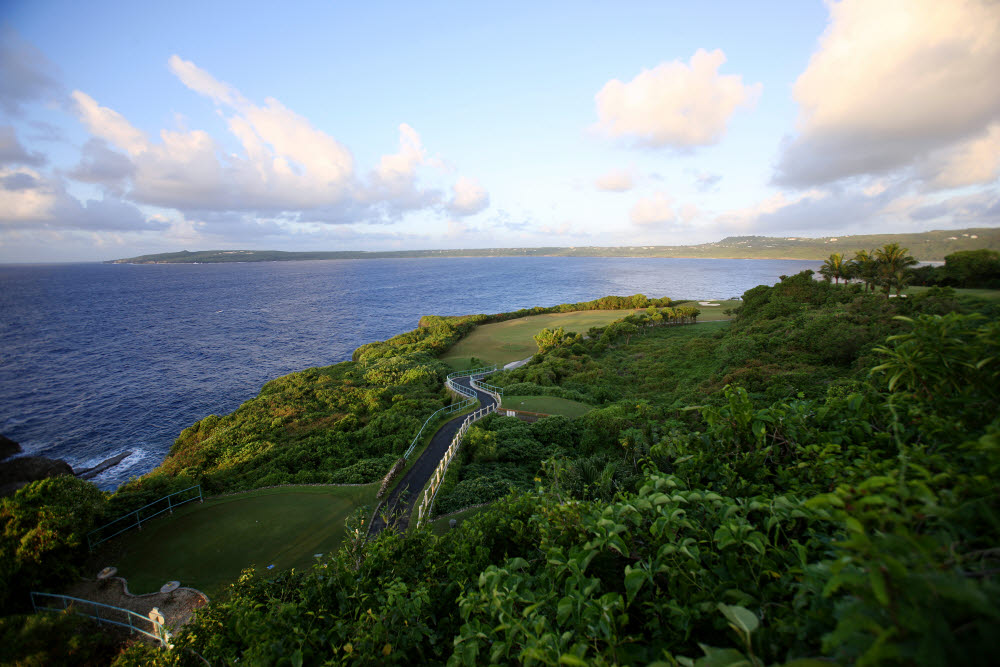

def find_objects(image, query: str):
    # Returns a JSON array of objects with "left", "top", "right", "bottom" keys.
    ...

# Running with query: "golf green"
[
  {"left": 442, "top": 309, "right": 640, "bottom": 368},
  {"left": 113, "top": 486, "right": 373, "bottom": 597},
  {"left": 442, "top": 304, "right": 737, "bottom": 369}
]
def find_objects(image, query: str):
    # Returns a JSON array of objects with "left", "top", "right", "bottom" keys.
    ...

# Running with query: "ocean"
[{"left": 0, "top": 257, "right": 820, "bottom": 490}]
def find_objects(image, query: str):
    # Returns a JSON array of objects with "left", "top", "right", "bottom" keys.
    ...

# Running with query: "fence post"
[{"left": 168, "top": 495, "right": 173, "bottom": 514}]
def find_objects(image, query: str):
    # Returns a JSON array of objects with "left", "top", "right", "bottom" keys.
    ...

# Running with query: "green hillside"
[
  {"left": 3, "top": 278, "right": 998, "bottom": 666},
  {"left": 108, "top": 227, "right": 1000, "bottom": 264}
]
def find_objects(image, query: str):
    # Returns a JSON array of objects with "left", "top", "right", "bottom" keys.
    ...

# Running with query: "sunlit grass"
[{"left": 442, "top": 303, "right": 736, "bottom": 369}]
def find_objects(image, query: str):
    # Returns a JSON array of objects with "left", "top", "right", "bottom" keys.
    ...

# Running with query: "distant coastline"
[{"left": 107, "top": 227, "right": 1000, "bottom": 265}]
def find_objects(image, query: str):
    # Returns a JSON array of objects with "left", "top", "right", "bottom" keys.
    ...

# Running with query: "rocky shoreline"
[{"left": 0, "top": 434, "right": 133, "bottom": 497}]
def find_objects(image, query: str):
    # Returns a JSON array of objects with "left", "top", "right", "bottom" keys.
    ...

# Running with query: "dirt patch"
[{"left": 64, "top": 577, "right": 209, "bottom": 631}]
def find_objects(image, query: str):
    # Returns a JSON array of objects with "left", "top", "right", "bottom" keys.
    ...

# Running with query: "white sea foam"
[{"left": 89, "top": 447, "right": 157, "bottom": 490}]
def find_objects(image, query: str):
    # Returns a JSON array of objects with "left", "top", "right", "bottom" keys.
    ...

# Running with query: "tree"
[
  {"left": 819, "top": 252, "right": 848, "bottom": 284},
  {"left": 874, "top": 243, "right": 917, "bottom": 297},
  {"left": 850, "top": 249, "right": 878, "bottom": 292},
  {"left": 533, "top": 327, "right": 567, "bottom": 354},
  {"left": 616, "top": 322, "right": 639, "bottom": 345},
  {"left": 941, "top": 249, "right": 1000, "bottom": 288}
]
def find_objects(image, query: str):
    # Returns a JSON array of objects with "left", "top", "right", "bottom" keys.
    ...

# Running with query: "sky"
[{"left": 1, "top": 0, "right": 998, "bottom": 262}]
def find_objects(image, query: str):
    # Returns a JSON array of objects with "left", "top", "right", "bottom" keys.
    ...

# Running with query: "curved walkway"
[{"left": 369, "top": 376, "right": 498, "bottom": 536}]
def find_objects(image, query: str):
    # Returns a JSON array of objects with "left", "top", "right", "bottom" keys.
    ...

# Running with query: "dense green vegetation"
[
  {"left": 0, "top": 611, "right": 125, "bottom": 665},
  {"left": 3, "top": 271, "right": 999, "bottom": 665},
  {"left": 108, "top": 227, "right": 999, "bottom": 263},
  {"left": 106, "top": 273, "right": 997, "bottom": 666},
  {"left": 0, "top": 476, "right": 105, "bottom": 613},
  {"left": 0, "top": 293, "right": 683, "bottom": 615},
  {"left": 908, "top": 249, "right": 1000, "bottom": 289},
  {"left": 432, "top": 272, "right": 952, "bottom": 521}
]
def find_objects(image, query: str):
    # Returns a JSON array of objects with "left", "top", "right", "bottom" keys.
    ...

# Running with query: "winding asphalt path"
[{"left": 368, "top": 375, "right": 499, "bottom": 536}]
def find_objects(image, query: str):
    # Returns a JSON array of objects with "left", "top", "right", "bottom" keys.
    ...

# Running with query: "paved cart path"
[{"left": 368, "top": 376, "right": 498, "bottom": 536}]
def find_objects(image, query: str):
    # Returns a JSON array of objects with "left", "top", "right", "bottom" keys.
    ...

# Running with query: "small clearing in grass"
[{"left": 502, "top": 395, "right": 593, "bottom": 418}]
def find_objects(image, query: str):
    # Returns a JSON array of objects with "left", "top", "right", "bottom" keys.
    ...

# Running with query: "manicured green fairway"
[
  {"left": 443, "top": 303, "right": 739, "bottom": 369},
  {"left": 112, "top": 485, "right": 375, "bottom": 597},
  {"left": 502, "top": 395, "right": 593, "bottom": 418},
  {"left": 443, "top": 310, "right": 637, "bottom": 367},
  {"left": 679, "top": 299, "right": 742, "bottom": 319}
]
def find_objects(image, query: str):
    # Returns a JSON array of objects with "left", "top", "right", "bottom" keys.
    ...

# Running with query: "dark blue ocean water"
[{"left": 0, "top": 257, "right": 819, "bottom": 490}]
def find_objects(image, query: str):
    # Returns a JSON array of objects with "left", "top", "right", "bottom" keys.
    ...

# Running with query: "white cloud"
[
  {"left": 712, "top": 189, "right": 847, "bottom": 236},
  {"left": 69, "top": 138, "right": 134, "bottom": 190},
  {"left": 0, "top": 167, "right": 56, "bottom": 222},
  {"left": 447, "top": 176, "right": 489, "bottom": 216},
  {"left": 0, "top": 165, "right": 165, "bottom": 231},
  {"left": 361, "top": 123, "right": 444, "bottom": 219},
  {"left": 374, "top": 123, "right": 424, "bottom": 186},
  {"left": 64, "top": 56, "right": 485, "bottom": 225},
  {"left": 922, "top": 123, "right": 1000, "bottom": 190},
  {"left": 775, "top": 0, "right": 1000, "bottom": 187},
  {"left": 595, "top": 49, "right": 761, "bottom": 148},
  {"left": 72, "top": 91, "right": 149, "bottom": 156},
  {"left": 678, "top": 203, "right": 701, "bottom": 223},
  {"left": 595, "top": 168, "right": 633, "bottom": 192},
  {"left": 630, "top": 192, "right": 677, "bottom": 226},
  {"left": 167, "top": 55, "right": 245, "bottom": 107}
]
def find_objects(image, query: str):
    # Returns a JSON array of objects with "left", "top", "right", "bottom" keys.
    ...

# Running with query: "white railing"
[
  {"left": 403, "top": 365, "right": 499, "bottom": 459},
  {"left": 415, "top": 401, "right": 497, "bottom": 527},
  {"left": 471, "top": 377, "right": 503, "bottom": 405}
]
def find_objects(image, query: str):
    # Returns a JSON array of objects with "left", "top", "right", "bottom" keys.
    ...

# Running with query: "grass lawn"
[
  {"left": 442, "top": 305, "right": 737, "bottom": 369},
  {"left": 673, "top": 299, "right": 742, "bottom": 320},
  {"left": 502, "top": 395, "right": 593, "bottom": 418},
  {"left": 109, "top": 484, "right": 375, "bottom": 598}
]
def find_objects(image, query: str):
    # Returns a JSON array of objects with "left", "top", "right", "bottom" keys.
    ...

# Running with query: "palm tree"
[
  {"left": 850, "top": 249, "right": 878, "bottom": 292},
  {"left": 819, "top": 252, "right": 848, "bottom": 284},
  {"left": 874, "top": 243, "right": 918, "bottom": 297}
]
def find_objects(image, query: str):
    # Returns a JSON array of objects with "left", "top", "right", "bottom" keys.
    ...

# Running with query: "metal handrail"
[
  {"left": 416, "top": 400, "right": 499, "bottom": 526},
  {"left": 87, "top": 485, "right": 202, "bottom": 551},
  {"left": 31, "top": 592, "right": 171, "bottom": 647},
  {"left": 402, "top": 366, "right": 499, "bottom": 459}
]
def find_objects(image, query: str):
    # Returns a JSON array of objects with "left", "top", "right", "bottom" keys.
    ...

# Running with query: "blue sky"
[{"left": 1, "top": 0, "right": 998, "bottom": 261}]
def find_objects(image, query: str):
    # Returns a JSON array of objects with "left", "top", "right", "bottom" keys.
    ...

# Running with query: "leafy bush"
[
  {"left": 0, "top": 612, "right": 125, "bottom": 666},
  {"left": 0, "top": 476, "right": 106, "bottom": 613}
]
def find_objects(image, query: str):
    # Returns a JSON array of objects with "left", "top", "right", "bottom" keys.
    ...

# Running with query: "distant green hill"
[{"left": 107, "top": 227, "right": 1000, "bottom": 264}]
